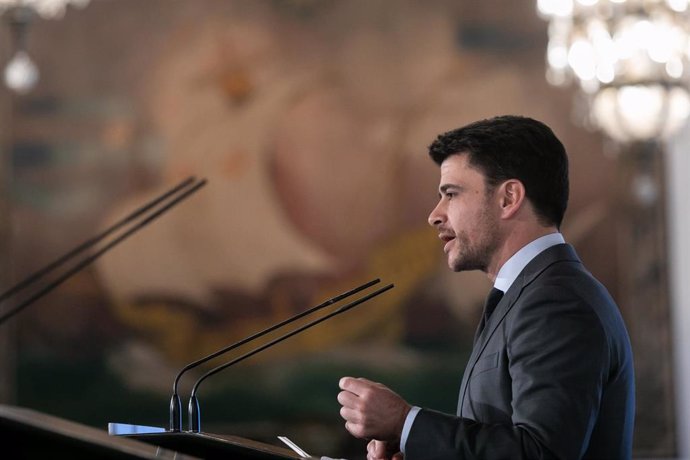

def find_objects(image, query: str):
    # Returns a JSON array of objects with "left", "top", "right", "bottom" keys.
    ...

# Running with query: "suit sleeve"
[{"left": 405, "top": 284, "right": 610, "bottom": 460}]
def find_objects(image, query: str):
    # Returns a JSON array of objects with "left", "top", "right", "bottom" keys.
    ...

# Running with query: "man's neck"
[{"left": 486, "top": 226, "right": 560, "bottom": 283}]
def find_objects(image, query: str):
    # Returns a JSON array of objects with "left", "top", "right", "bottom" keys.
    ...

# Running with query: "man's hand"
[
  {"left": 366, "top": 440, "right": 404, "bottom": 460},
  {"left": 337, "top": 377, "right": 411, "bottom": 441}
]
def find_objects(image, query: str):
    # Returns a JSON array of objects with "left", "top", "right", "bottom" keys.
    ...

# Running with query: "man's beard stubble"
[{"left": 450, "top": 208, "right": 500, "bottom": 274}]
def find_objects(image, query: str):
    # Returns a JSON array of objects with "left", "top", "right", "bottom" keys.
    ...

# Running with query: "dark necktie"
[{"left": 474, "top": 287, "right": 504, "bottom": 343}]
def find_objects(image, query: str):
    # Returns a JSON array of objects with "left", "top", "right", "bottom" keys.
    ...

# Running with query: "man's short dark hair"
[{"left": 428, "top": 115, "right": 569, "bottom": 228}]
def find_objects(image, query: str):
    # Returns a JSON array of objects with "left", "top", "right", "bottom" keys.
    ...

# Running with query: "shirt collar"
[{"left": 493, "top": 232, "right": 565, "bottom": 293}]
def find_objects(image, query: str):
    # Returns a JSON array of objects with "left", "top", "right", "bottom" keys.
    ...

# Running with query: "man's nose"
[{"left": 428, "top": 202, "right": 444, "bottom": 227}]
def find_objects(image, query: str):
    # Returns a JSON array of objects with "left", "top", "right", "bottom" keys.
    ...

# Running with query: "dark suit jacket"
[{"left": 405, "top": 244, "right": 635, "bottom": 459}]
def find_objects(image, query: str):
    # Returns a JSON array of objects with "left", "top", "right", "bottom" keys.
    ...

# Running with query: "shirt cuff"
[{"left": 400, "top": 406, "right": 421, "bottom": 455}]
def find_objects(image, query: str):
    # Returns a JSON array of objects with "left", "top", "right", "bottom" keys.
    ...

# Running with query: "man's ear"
[{"left": 497, "top": 179, "right": 526, "bottom": 219}]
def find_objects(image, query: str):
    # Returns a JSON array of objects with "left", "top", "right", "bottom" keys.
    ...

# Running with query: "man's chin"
[
  {"left": 448, "top": 256, "right": 465, "bottom": 272},
  {"left": 449, "top": 255, "right": 486, "bottom": 273}
]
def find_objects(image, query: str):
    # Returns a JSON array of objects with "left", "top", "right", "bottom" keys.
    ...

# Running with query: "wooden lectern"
[
  {"left": 0, "top": 404, "right": 200, "bottom": 459},
  {"left": 124, "top": 431, "right": 304, "bottom": 459},
  {"left": 0, "top": 405, "right": 306, "bottom": 459}
]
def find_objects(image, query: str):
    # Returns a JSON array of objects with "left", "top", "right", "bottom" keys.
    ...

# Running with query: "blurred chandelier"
[
  {"left": 0, "top": 0, "right": 90, "bottom": 94},
  {"left": 0, "top": 0, "right": 89, "bottom": 18},
  {"left": 537, "top": 0, "right": 690, "bottom": 143}
]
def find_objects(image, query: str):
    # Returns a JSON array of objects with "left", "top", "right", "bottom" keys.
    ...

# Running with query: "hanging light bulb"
[
  {"left": 3, "top": 49, "right": 38, "bottom": 93},
  {"left": 0, "top": 1, "right": 91, "bottom": 94}
]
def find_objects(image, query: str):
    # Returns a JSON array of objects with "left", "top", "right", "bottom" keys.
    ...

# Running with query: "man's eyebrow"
[{"left": 439, "top": 184, "right": 460, "bottom": 194}]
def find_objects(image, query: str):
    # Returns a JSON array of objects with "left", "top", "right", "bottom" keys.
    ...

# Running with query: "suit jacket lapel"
[{"left": 456, "top": 243, "right": 581, "bottom": 416}]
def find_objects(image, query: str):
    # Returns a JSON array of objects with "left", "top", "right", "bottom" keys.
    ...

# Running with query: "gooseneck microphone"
[
  {"left": 0, "top": 177, "right": 196, "bottom": 305},
  {"left": 0, "top": 177, "right": 207, "bottom": 326},
  {"left": 187, "top": 282, "right": 394, "bottom": 433},
  {"left": 169, "top": 278, "right": 384, "bottom": 432}
]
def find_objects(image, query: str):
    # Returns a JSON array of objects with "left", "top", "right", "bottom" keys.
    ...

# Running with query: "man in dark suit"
[{"left": 337, "top": 115, "right": 635, "bottom": 459}]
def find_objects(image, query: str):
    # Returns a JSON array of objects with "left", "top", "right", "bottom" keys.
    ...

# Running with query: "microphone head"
[
  {"left": 169, "top": 393, "right": 182, "bottom": 432},
  {"left": 188, "top": 395, "right": 201, "bottom": 433}
]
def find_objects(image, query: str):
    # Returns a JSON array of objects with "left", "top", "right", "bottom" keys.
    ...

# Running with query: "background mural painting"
[{"left": 0, "top": 0, "right": 671, "bottom": 457}]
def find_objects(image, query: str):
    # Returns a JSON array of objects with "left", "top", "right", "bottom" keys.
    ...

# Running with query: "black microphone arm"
[
  {"left": 169, "top": 278, "right": 383, "bottom": 432},
  {"left": 0, "top": 176, "right": 197, "bottom": 305},
  {"left": 0, "top": 177, "right": 207, "bottom": 326},
  {"left": 187, "top": 282, "right": 394, "bottom": 433}
]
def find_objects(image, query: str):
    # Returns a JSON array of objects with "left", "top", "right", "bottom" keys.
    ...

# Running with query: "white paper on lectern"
[{"left": 277, "top": 435, "right": 312, "bottom": 457}]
